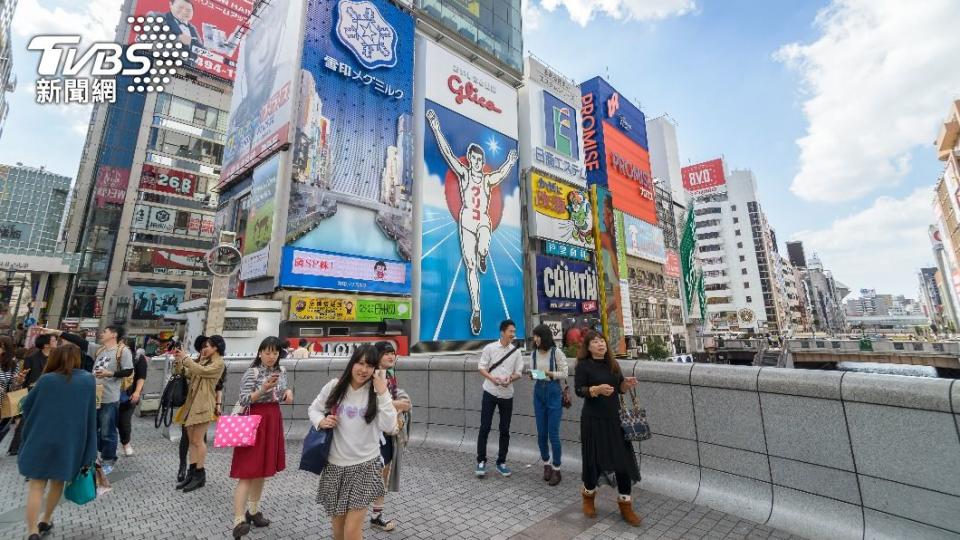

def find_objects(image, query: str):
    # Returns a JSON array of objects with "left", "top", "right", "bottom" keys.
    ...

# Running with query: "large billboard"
[
  {"left": 240, "top": 154, "right": 280, "bottom": 281},
  {"left": 139, "top": 164, "right": 200, "bottom": 199},
  {"left": 580, "top": 77, "right": 655, "bottom": 225},
  {"left": 681, "top": 158, "right": 726, "bottom": 194},
  {"left": 419, "top": 40, "right": 524, "bottom": 341},
  {"left": 529, "top": 171, "right": 594, "bottom": 249},
  {"left": 127, "top": 0, "right": 253, "bottom": 82},
  {"left": 535, "top": 255, "right": 598, "bottom": 314},
  {"left": 520, "top": 56, "right": 585, "bottom": 186},
  {"left": 286, "top": 0, "right": 416, "bottom": 273},
  {"left": 621, "top": 212, "right": 666, "bottom": 263},
  {"left": 591, "top": 186, "right": 626, "bottom": 355},
  {"left": 280, "top": 246, "right": 411, "bottom": 295},
  {"left": 130, "top": 284, "right": 184, "bottom": 320},
  {"left": 289, "top": 294, "right": 412, "bottom": 322},
  {"left": 221, "top": 0, "right": 304, "bottom": 183}
]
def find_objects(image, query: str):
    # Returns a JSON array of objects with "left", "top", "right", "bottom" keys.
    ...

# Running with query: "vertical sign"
[
  {"left": 240, "top": 154, "right": 280, "bottom": 280},
  {"left": 591, "top": 186, "right": 626, "bottom": 354}
]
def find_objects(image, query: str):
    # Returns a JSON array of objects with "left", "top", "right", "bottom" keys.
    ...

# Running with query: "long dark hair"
[
  {"left": 577, "top": 330, "right": 620, "bottom": 375},
  {"left": 251, "top": 336, "right": 284, "bottom": 368},
  {"left": 531, "top": 324, "right": 556, "bottom": 352},
  {"left": 44, "top": 343, "right": 81, "bottom": 382},
  {"left": 0, "top": 336, "right": 15, "bottom": 372},
  {"left": 325, "top": 344, "right": 379, "bottom": 424}
]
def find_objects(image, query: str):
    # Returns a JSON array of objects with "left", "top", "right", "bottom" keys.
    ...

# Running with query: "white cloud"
[
  {"left": 777, "top": 0, "right": 960, "bottom": 202},
  {"left": 792, "top": 187, "right": 934, "bottom": 296},
  {"left": 522, "top": 0, "right": 544, "bottom": 31},
  {"left": 13, "top": 0, "right": 119, "bottom": 43},
  {"left": 536, "top": 0, "right": 695, "bottom": 26}
]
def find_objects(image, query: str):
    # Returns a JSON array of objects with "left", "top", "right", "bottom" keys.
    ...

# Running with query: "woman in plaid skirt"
[{"left": 308, "top": 345, "right": 398, "bottom": 540}]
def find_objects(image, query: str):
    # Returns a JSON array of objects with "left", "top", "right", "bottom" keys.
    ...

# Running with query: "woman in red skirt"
[{"left": 229, "top": 337, "right": 292, "bottom": 539}]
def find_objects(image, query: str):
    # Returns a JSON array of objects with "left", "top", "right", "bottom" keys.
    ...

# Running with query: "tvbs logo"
[{"left": 27, "top": 16, "right": 189, "bottom": 105}]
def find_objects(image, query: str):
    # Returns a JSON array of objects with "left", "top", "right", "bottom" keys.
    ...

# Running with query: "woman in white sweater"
[{"left": 308, "top": 345, "right": 398, "bottom": 540}]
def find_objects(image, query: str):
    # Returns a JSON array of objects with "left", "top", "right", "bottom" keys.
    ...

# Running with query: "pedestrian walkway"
[{"left": 0, "top": 419, "right": 805, "bottom": 539}]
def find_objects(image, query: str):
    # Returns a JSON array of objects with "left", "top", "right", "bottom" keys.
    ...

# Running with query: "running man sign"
[{"left": 417, "top": 39, "right": 524, "bottom": 342}]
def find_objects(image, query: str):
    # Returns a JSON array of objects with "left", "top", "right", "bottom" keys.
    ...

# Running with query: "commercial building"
[
  {"left": 48, "top": 0, "right": 247, "bottom": 340},
  {"left": 845, "top": 289, "right": 923, "bottom": 318},
  {"left": 0, "top": 0, "right": 16, "bottom": 141},
  {"left": 415, "top": 0, "right": 523, "bottom": 73},
  {"left": 780, "top": 257, "right": 811, "bottom": 333},
  {"left": 931, "top": 99, "right": 960, "bottom": 331},
  {"left": 0, "top": 163, "right": 79, "bottom": 327},
  {"left": 918, "top": 267, "right": 946, "bottom": 330},
  {"left": 803, "top": 252, "right": 848, "bottom": 333}
]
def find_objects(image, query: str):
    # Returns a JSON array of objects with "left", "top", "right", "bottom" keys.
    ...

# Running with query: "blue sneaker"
[
  {"left": 496, "top": 463, "right": 512, "bottom": 477},
  {"left": 475, "top": 461, "right": 487, "bottom": 478},
  {"left": 102, "top": 463, "right": 114, "bottom": 476}
]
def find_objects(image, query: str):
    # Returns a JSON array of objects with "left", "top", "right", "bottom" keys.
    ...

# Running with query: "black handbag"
[
  {"left": 155, "top": 373, "right": 189, "bottom": 428},
  {"left": 300, "top": 426, "right": 333, "bottom": 475},
  {"left": 619, "top": 388, "right": 652, "bottom": 442}
]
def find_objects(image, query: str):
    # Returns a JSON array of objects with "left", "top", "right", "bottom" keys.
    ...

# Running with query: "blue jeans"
[
  {"left": 533, "top": 381, "right": 563, "bottom": 467},
  {"left": 97, "top": 401, "right": 119, "bottom": 462}
]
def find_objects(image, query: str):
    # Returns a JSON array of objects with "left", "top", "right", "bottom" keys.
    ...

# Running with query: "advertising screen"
[
  {"left": 419, "top": 39, "right": 524, "bottom": 342},
  {"left": 94, "top": 166, "right": 130, "bottom": 208},
  {"left": 621, "top": 212, "right": 666, "bottom": 263},
  {"left": 681, "top": 158, "right": 726, "bottom": 194},
  {"left": 289, "top": 295, "right": 412, "bottom": 322},
  {"left": 520, "top": 56, "right": 585, "bottom": 186},
  {"left": 127, "top": 0, "right": 252, "bottom": 81},
  {"left": 221, "top": 0, "right": 304, "bottom": 183},
  {"left": 286, "top": 0, "right": 416, "bottom": 270},
  {"left": 591, "top": 186, "right": 626, "bottom": 354},
  {"left": 139, "top": 164, "right": 199, "bottom": 198},
  {"left": 130, "top": 284, "right": 184, "bottom": 320},
  {"left": 535, "top": 255, "right": 598, "bottom": 313},
  {"left": 240, "top": 154, "right": 280, "bottom": 281},
  {"left": 280, "top": 246, "right": 411, "bottom": 295},
  {"left": 529, "top": 171, "right": 594, "bottom": 249}
]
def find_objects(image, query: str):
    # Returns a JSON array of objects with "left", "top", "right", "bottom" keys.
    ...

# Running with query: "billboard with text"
[
  {"left": 520, "top": 56, "right": 585, "bottom": 186},
  {"left": 529, "top": 171, "right": 594, "bottom": 249},
  {"left": 280, "top": 245, "right": 410, "bottom": 295},
  {"left": 621, "top": 212, "right": 666, "bottom": 263},
  {"left": 681, "top": 158, "right": 726, "bottom": 194}
]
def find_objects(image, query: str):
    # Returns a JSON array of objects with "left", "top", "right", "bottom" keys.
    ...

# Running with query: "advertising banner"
[
  {"left": 289, "top": 295, "right": 412, "bottom": 322},
  {"left": 298, "top": 336, "right": 409, "bottom": 356},
  {"left": 681, "top": 158, "right": 726, "bottom": 194},
  {"left": 664, "top": 249, "right": 681, "bottom": 278},
  {"left": 147, "top": 206, "right": 175, "bottom": 233},
  {"left": 521, "top": 56, "right": 585, "bottom": 186},
  {"left": 614, "top": 211, "right": 633, "bottom": 336},
  {"left": 139, "top": 164, "right": 199, "bottom": 198},
  {"left": 529, "top": 171, "right": 594, "bottom": 249},
  {"left": 240, "top": 154, "right": 280, "bottom": 281},
  {"left": 286, "top": 0, "right": 415, "bottom": 268},
  {"left": 591, "top": 186, "right": 626, "bottom": 354},
  {"left": 419, "top": 40, "right": 524, "bottom": 341},
  {"left": 621, "top": 212, "right": 666, "bottom": 263},
  {"left": 280, "top": 246, "right": 410, "bottom": 295},
  {"left": 535, "top": 255, "right": 598, "bottom": 313},
  {"left": 221, "top": 0, "right": 304, "bottom": 183},
  {"left": 544, "top": 240, "right": 591, "bottom": 262},
  {"left": 604, "top": 124, "right": 656, "bottom": 224},
  {"left": 94, "top": 166, "right": 130, "bottom": 208},
  {"left": 127, "top": 0, "right": 253, "bottom": 82},
  {"left": 130, "top": 285, "right": 184, "bottom": 320}
]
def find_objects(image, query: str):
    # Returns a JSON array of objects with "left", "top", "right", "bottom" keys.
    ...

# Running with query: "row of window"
[{"left": 154, "top": 93, "right": 229, "bottom": 133}]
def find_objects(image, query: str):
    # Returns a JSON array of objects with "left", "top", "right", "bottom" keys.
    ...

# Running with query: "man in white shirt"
[
  {"left": 291, "top": 338, "right": 310, "bottom": 359},
  {"left": 475, "top": 320, "right": 523, "bottom": 478}
]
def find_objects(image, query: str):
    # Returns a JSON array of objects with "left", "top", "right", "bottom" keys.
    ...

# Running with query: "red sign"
[
  {"left": 448, "top": 75, "right": 502, "bottom": 113},
  {"left": 151, "top": 248, "right": 206, "bottom": 272},
  {"left": 664, "top": 250, "right": 681, "bottom": 278},
  {"left": 299, "top": 336, "right": 410, "bottom": 356},
  {"left": 140, "top": 164, "right": 199, "bottom": 198},
  {"left": 94, "top": 166, "right": 130, "bottom": 207},
  {"left": 602, "top": 121, "right": 656, "bottom": 225},
  {"left": 126, "top": 0, "right": 253, "bottom": 82},
  {"left": 681, "top": 159, "right": 726, "bottom": 193},
  {"left": 582, "top": 300, "right": 598, "bottom": 313}
]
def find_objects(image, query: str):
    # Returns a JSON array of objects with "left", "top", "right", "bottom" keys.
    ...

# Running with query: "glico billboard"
[
  {"left": 519, "top": 56, "right": 586, "bottom": 187},
  {"left": 281, "top": 0, "right": 415, "bottom": 294},
  {"left": 681, "top": 158, "right": 726, "bottom": 194},
  {"left": 580, "top": 77, "right": 656, "bottom": 225},
  {"left": 418, "top": 38, "right": 524, "bottom": 342}
]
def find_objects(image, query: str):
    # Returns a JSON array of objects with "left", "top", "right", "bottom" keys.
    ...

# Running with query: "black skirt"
[{"left": 580, "top": 415, "right": 641, "bottom": 487}]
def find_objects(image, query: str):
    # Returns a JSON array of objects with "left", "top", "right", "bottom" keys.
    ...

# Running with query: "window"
[
  {"left": 695, "top": 207, "right": 722, "bottom": 216},
  {"left": 739, "top": 255, "right": 746, "bottom": 262},
  {"left": 696, "top": 219, "right": 721, "bottom": 228},
  {"left": 735, "top": 230, "right": 741, "bottom": 236},
  {"left": 746, "top": 296, "right": 752, "bottom": 302},
  {"left": 744, "top": 282, "right": 750, "bottom": 288},
  {"left": 741, "top": 268, "right": 748, "bottom": 275},
  {"left": 699, "top": 244, "right": 721, "bottom": 253},
  {"left": 737, "top": 242, "right": 743, "bottom": 249},
  {"left": 733, "top": 217, "right": 739, "bottom": 224},
  {"left": 731, "top": 205, "right": 737, "bottom": 211}
]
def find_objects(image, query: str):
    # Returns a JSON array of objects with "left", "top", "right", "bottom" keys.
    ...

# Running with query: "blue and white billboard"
[
  {"left": 280, "top": 246, "right": 411, "bottom": 295},
  {"left": 419, "top": 40, "right": 524, "bottom": 341},
  {"left": 286, "top": 0, "right": 415, "bottom": 288}
]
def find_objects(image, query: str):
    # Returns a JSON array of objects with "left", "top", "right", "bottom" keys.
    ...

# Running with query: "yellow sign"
[
  {"left": 289, "top": 295, "right": 412, "bottom": 322},
  {"left": 532, "top": 172, "right": 585, "bottom": 219}
]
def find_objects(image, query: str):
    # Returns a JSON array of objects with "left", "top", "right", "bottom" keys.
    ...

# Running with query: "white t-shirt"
[
  {"left": 308, "top": 378, "right": 398, "bottom": 467},
  {"left": 478, "top": 340, "right": 524, "bottom": 399}
]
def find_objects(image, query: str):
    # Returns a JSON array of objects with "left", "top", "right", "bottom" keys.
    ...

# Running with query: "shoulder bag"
[
  {"left": 486, "top": 344, "right": 521, "bottom": 373},
  {"left": 619, "top": 388, "right": 652, "bottom": 442},
  {"left": 299, "top": 425, "right": 333, "bottom": 475},
  {"left": 64, "top": 466, "right": 97, "bottom": 505}
]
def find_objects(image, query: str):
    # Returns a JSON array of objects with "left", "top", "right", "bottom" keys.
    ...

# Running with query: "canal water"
[{"left": 292, "top": 203, "right": 399, "bottom": 260}]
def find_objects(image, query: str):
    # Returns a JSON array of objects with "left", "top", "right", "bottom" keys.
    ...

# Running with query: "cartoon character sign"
[
  {"left": 530, "top": 171, "right": 594, "bottom": 250},
  {"left": 565, "top": 189, "right": 592, "bottom": 245}
]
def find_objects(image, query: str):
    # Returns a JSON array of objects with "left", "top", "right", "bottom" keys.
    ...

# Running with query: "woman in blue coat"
[{"left": 18, "top": 343, "right": 97, "bottom": 540}]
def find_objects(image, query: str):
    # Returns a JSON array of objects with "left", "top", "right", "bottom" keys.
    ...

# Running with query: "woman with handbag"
[
  {"left": 529, "top": 324, "right": 569, "bottom": 486},
  {"left": 229, "top": 336, "right": 292, "bottom": 539},
  {"left": 308, "top": 344, "right": 397, "bottom": 540},
  {"left": 369, "top": 341, "right": 412, "bottom": 532},
  {"left": 17, "top": 343, "right": 97, "bottom": 540},
  {"left": 172, "top": 335, "right": 226, "bottom": 493},
  {"left": 574, "top": 330, "right": 642, "bottom": 527},
  {"left": 0, "top": 336, "right": 27, "bottom": 445}
]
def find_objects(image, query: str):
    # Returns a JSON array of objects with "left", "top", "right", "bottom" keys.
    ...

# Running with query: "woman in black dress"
[{"left": 574, "top": 330, "right": 642, "bottom": 526}]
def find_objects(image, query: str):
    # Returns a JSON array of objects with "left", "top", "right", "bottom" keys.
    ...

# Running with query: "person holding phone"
[
  {"left": 574, "top": 330, "right": 642, "bottom": 527},
  {"left": 230, "top": 337, "right": 292, "bottom": 539},
  {"left": 172, "top": 335, "right": 226, "bottom": 493},
  {"left": 308, "top": 344, "right": 398, "bottom": 540},
  {"left": 529, "top": 324, "right": 569, "bottom": 486}
]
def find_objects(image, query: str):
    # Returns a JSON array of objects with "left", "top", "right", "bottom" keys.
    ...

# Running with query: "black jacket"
[{"left": 22, "top": 350, "right": 47, "bottom": 388}]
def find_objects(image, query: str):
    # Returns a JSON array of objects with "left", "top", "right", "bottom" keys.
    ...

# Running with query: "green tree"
[{"left": 645, "top": 336, "right": 670, "bottom": 360}]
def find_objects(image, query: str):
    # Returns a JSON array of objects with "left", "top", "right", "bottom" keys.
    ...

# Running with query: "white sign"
[
  {"left": 423, "top": 40, "right": 518, "bottom": 138},
  {"left": 240, "top": 248, "right": 269, "bottom": 281}
]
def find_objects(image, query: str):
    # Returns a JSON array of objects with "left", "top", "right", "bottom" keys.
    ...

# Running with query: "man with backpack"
[
  {"left": 39, "top": 326, "right": 134, "bottom": 472},
  {"left": 475, "top": 320, "right": 523, "bottom": 479}
]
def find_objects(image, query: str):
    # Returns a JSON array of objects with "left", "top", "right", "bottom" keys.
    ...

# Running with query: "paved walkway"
[{"left": 0, "top": 419, "right": 805, "bottom": 540}]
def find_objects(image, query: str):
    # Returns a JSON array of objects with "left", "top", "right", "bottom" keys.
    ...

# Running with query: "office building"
[
  {"left": 932, "top": 98, "right": 960, "bottom": 330},
  {"left": 0, "top": 0, "right": 16, "bottom": 141},
  {"left": 918, "top": 267, "right": 946, "bottom": 329},
  {"left": 415, "top": 0, "right": 523, "bottom": 73}
]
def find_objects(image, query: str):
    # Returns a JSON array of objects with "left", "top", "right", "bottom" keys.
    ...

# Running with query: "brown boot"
[
  {"left": 581, "top": 487, "right": 597, "bottom": 518},
  {"left": 618, "top": 498, "right": 642, "bottom": 527},
  {"left": 548, "top": 468, "right": 562, "bottom": 486},
  {"left": 543, "top": 464, "right": 552, "bottom": 481}
]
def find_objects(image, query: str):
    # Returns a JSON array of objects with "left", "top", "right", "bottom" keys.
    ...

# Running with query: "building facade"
[
  {"left": 0, "top": 0, "right": 16, "bottom": 141},
  {"left": 918, "top": 267, "right": 946, "bottom": 329}
]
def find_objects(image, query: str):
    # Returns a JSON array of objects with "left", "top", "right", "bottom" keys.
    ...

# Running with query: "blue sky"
[{"left": 3, "top": 0, "right": 958, "bottom": 296}]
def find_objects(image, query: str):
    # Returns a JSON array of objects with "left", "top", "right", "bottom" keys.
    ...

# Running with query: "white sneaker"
[{"left": 123, "top": 444, "right": 134, "bottom": 456}]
